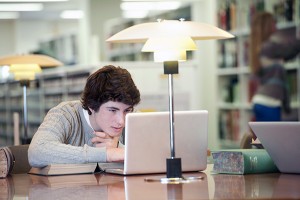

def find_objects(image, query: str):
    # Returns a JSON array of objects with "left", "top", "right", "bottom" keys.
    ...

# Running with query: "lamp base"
[
  {"left": 19, "top": 80, "right": 30, "bottom": 87},
  {"left": 144, "top": 157, "right": 204, "bottom": 184},
  {"left": 144, "top": 175, "right": 204, "bottom": 184},
  {"left": 166, "top": 158, "right": 182, "bottom": 178}
]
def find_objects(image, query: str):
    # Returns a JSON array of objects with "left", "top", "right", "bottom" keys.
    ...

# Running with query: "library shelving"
[
  {"left": 216, "top": 0, "right": 300, "bottom": 148},
  {"left": 38, "top": 33, "right": 78, "bottom": 66}
]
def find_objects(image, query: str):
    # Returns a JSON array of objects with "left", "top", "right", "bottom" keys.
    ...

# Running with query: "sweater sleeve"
[
  {"left": 28, "top": 104, "right": 107, "bottom": 168},
  {"left": 260, "top": 40, "right": 300, "bottom": 61},
  {"left": 260, "top": 29, "right": 300, "bottom": 61}
]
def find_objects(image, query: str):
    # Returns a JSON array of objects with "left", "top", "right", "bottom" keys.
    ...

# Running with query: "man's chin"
[{"left": 109, "top": 129, "right": 123, "bottom": 137}]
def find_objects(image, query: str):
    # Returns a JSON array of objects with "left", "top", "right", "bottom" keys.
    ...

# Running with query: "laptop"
[
  {"left": 105, "top": 110, "right": 208, "bottom": 175},
  {"left": 248, "top": 121, "right": 300, "bottom": 174}
]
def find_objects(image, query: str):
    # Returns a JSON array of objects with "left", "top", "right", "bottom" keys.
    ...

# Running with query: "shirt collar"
[{"left": 83, "top": 109, "right": 94, "bottom": 130}]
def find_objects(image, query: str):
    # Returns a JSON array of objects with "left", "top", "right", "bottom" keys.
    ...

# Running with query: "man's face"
[{"left": 89, "top": 101, "right": 133, "bottom": 137}]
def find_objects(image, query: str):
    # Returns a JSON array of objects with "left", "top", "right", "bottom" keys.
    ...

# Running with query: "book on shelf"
[
  {"left": 28, "top": 162, "right": 124, "bottom": 176},
  {"left": 211, "top": 149, "right": 279, "bottom": 175},
  {"left": 219, "top": 110, "right": 240, "bottom": 142}
]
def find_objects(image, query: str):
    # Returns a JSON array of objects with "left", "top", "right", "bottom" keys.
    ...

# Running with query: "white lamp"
[
  {"left": 107, "top": 19, "right": 234, "bottom": 182},
  {"left": 0, "top": 54, "right": 62, "bottom": 144}
]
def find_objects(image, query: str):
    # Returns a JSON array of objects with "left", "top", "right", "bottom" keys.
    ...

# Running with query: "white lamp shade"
[
  {"left": 0, "top": 54, "right": 62, "bottom": 68},
  {"left": 153, "top": 50, "right": 187, "bottom": 62},
  {"left": 10, "top": 64, "right": 42, "bottom": 72},
  {"left": 106, "top": 20, "right": 234, "bottom": 43},
  {"left": 142, "top": 36, "right": 197, "bottom": 52},
  {"left": 106, "top": 20, "right": 234, "bottom": 62},
  {"left": 0, "top": 54, "right": 62, "bottom": 80},
  {"left": 12, "top": 71, "right": 37, "bottom": 81},
  {"left": 9, "top": 64, "right": 42, "bottom": 80},
  {"left": 142, "top": 36, "right": 197, "bottom": 62}
]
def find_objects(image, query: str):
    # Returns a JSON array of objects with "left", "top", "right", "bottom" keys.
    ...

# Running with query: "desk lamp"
[
  {"left": 0, "top": 54, "right": 62, "bottom": 144},
  {"left": 107, "top": 19, "right": 233, "bottom": 182}
]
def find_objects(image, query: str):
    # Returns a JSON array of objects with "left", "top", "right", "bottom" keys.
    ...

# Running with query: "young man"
[{"left": 28, "top": 65, "right": 140, "bottom": 168}]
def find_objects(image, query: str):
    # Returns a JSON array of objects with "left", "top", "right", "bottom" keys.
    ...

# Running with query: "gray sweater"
[
  {"left": 254, "top": 63, "right": 290, "bottom": 113},
  {"left": 28, "top": 101, "right": 107, "bottom": 168}
]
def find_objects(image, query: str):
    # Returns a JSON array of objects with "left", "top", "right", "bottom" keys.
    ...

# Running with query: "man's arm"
[{"left": 28, "top": 106, "right": 106, "bottom": 168}]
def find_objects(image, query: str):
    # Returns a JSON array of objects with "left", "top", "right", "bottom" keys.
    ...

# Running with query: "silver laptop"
[
  {"left": 249, "top": 121, "right": 300, "bottom": 174},
  {"left": 105, "top": 110, "right": 208, "bottom": 175}
]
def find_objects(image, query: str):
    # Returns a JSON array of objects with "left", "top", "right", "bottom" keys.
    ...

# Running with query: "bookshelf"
[
  {"left": 38, "top": 33, "right": 78, "bottom": 66},
  {"left": 216, "top": 0, "right": 300, "bottom": 148}
]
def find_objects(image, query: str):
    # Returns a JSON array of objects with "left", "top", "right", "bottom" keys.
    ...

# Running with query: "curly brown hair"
[{"left": 81, "top": 65, "right": 140, "bottom": 115}]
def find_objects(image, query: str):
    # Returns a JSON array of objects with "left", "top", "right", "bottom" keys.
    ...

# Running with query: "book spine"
[
  {"left": 212, "top": 150, "right": 279, "bottom": 174},
  {"left": 242, "top": 151, "right": 279, "bottom": 174}
]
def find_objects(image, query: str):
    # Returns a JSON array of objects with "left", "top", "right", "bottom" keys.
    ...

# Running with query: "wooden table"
[{"left": 1, "top": 164, "right": 300, "bottom": 199}]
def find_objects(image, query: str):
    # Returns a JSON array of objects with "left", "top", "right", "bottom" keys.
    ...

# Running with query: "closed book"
[
  {"left": 211, "top": 149, "right": 279, "bottom": 174},
  {"left": 28, "top": 162, "right": 124, "bottom": 176}
]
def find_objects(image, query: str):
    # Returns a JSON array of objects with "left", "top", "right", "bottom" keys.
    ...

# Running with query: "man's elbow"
[{"left": 28, "top": 143, "right": 48, "bottom": 168}]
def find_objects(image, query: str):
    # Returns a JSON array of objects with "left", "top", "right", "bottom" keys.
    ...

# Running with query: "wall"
[
  {"left": 0, "top": 20, "right": 15, "bottom": 55},
  {"left": 0, "top": 19, "right": 78, "bottom": 56},
  {"left": 89, "top": 0, "right": 122, "bottom": 61}
]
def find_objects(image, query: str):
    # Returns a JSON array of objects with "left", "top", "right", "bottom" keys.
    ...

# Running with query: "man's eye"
[
  {"left": 125, "top": 108, "right": 133, "bottom": 113},
  {"left": 109, "top": 109, "right": 117, "bottom": 112}
]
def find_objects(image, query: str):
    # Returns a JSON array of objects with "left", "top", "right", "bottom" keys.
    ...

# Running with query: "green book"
[{"left": 211, "top": 149, "right": 279, "bottom": 174}]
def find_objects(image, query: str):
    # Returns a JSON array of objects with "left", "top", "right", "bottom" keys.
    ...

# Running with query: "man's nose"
[{"left": 117, "top": 112, "right": 126, "bottom": 126}]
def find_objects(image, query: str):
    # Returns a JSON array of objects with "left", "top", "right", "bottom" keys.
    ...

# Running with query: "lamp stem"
[
  {"left": 20, "top": 80, "right": 30, "bottom": 144},
  {"left": 23, "top": 85, "right": 28, "bottom": 143},
  {"left": 164, "top": 61, "right": 182, "bottom": 178},
  {"left": 168, "top": 74, "right": 175, "bottom": 158}
]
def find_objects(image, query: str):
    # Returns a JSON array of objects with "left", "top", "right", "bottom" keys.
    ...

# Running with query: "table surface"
[{"left": 1, "top": 164, "right": 300, "bottom": 200}]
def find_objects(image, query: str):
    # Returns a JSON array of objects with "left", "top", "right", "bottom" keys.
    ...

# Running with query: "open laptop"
[
  {"left": 248, "top": 121, "right": 300, "bottom": 174},
  {"left": 105, "top": 110, "right": 208, "bottom": 175}
]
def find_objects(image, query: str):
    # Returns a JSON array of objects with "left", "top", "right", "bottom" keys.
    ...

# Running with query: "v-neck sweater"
[{"left": 28, "top": 101, "right": 107, "bottom": 168}]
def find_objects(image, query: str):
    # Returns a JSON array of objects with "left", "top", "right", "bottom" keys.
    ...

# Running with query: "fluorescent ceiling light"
[
  {"left": 60, "top": 10, "right": 84, "bottom": 19},
  {"left": 0, "top": 3, "right": 43, "bottom": 11},
  {"left": 0, "top": 12, "right": 19, "bottom": 19},
  {"left": 0, "top": 0, "right": 67, "bottom": 2},
  {"left": 121, "top": 1, "right": 182, "bottom": 11}
]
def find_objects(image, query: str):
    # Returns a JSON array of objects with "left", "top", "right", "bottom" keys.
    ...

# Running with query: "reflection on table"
[{"left": 1, "top": 164, "right": 300, "bottom": 199}]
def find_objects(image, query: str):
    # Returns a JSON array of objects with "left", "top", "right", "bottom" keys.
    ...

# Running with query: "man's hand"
[
  {"left": 92, "top": 131, "right": 119, "bottom": 148},
  {"left": 106, "top": 148, "right": 124, "bottom": 162}
]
